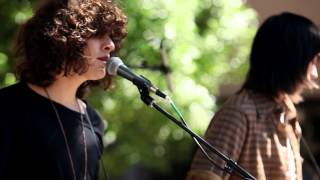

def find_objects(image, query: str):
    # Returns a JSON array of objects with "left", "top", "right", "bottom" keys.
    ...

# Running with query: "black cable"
[
  {"left": 100, "top": 158, "right": 109, "bottom": 180},
  {"left": 150, "top": 101, "right": 256, "bottom": 179},
  {"left": 301, "top": 135, "right": 320, "bottom": 178},
  {"left": 84, "top": 111, "right": 109, "bottom": 180},
  {"left": 178, "top": 116, "right": 225, "bottom": 172},
  {"left": 178, "top": 115, "right": 248, "bottom": 179},
  {"left": 137, "top": 82, "right": 256, "bottom": 179}
]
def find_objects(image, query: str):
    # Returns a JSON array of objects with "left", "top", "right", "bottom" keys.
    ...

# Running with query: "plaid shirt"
[{"left": 187, "top": 90, "right": 302, "bottom": 180}]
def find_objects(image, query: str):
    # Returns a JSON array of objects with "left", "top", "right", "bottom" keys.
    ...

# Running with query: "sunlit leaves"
[
  {"left": 99, "top": 0, "right": 257, "bottom": 176},
  {"left": 0, "top": 0, "right": 257, "bottom": 177}
]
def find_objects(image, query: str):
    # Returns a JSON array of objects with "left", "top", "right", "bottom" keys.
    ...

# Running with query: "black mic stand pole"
[{"left": 136, "top": 83, "right": 256, "bottom": 180}]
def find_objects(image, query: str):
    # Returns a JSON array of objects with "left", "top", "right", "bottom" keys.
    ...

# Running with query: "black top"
[{"left": 0, "top": 82, "right": 104, "bottom": 180}]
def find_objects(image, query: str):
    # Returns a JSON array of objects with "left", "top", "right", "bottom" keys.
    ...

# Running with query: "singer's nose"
[{"left": 103, "top": 36, "right": 115, "bottom": 53}]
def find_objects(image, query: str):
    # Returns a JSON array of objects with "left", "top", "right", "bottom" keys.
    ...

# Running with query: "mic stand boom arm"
[{"left": 135, "top": 82, "right": 256, "bottom": 180}]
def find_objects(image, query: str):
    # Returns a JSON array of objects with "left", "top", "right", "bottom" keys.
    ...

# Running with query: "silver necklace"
[{"left": 44, "top": 88, "right": 88, "bottom": 180}]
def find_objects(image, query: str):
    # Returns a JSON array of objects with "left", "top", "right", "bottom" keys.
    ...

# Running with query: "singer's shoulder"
[
  {"left": 85, "top": 104, "right": 105, "bottom": 125},
  {"left": 221, "top": 90, "right": 260, "bottom": 116},
  {"left": 86, "top": 105, "right": 102, "bottom": 119},
  {"left": 0, "top": 83, "right": 27, "bottom": 113},
  {"left": 85, "top": 104, "right": 105, "bottom": 139},
  {"left": 222, "top": 89, "right": 278, "bottom": 118},
  {"left": 224, "top": 90, "right": 252, "bottom": 106},
  {"left": 0, "top": 82, "right": 24, "bottom": 97}
]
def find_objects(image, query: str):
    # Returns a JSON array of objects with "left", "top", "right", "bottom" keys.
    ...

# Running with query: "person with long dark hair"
[
  {"left": 0, "top": 0, "right": 127, "bottom": 179},
  {"left": 188, "top": 12, "right": 320, "bottom": 180}
]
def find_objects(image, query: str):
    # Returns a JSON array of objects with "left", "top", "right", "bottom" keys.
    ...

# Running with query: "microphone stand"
[{"left": 135, "top": 82, "right": 257, "bottom": 180}]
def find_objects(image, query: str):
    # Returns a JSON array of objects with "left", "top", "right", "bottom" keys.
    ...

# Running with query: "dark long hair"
[
  {"left": 15, "top": 0, "right": 128, "bottom": 98},
  {"left": 241, "top": 12, "right": 320, "bottom": 99}
]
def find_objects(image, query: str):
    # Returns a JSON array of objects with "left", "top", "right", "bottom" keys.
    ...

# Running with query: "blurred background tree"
[{"left": 0, "top": 0, "right": 257, "bottom": 179}]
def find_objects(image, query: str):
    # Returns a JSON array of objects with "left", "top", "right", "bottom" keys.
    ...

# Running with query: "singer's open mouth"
[{"left": 97, "top": 56, "right": 109, "bottom": 62}]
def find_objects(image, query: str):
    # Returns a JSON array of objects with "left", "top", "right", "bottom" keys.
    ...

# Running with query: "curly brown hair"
[{"left": 15, "top": 0, "right": 128, "bottom": 98}]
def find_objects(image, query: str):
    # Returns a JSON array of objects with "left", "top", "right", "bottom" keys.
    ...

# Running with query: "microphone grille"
[{"left": 107, "top": 57, "right": 124, "bottom": 75}]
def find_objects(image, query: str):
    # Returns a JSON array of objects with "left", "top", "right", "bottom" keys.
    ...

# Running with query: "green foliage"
[
  {"left": 93, "top": 0, "right": 258, "bottom": 176},
  {"left": 0, "top": 0, "right": 34, "bottom": 86},
  {"left": 0, "top": 0, "right": 257, "bottom": 177}
]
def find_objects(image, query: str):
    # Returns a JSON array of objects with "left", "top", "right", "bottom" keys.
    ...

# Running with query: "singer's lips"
[{"left": 97, "top": 56, "right": 109, "bottom": 62}]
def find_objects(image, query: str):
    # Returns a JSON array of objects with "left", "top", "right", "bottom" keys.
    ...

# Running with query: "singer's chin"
[
  {"left": 106, "top": 73, "right": 114, "bottom": 79},
  {"left": 92, "top": 69, "right": 107, "bottom": 80}
]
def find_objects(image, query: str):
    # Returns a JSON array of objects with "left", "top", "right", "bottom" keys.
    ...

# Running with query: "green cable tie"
[{"left": 170, "top": 101, "right": 184, "bottom": 119}]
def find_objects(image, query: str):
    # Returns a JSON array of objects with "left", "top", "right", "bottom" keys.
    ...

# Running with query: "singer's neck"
[{"left": 27, "top": 74, "right": 86, "bottom": 112}]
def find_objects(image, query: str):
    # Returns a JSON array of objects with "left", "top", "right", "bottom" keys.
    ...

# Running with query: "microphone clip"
[
  {"left": 132, "top": 75, "right": 168, "bottom": 101},
  {"left": 133, "top": 76, "right": 155, "bottom": 106}
]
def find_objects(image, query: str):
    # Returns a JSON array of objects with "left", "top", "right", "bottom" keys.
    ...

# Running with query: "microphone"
[{"left": 107, "top": 57, "right": 168, "bottom": 99}]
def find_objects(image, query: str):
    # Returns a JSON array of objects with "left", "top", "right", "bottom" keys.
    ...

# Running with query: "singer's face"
[
  {"left": 294, "top": 53, "right": 320, "bottom": 95},
  {"left": 304, "top": 54, "right": 320, "bottom": 88},
  {"left": 82, "top": 34, "right": 115, "bottom": 80},
  {"left": 306, "top": 54, "right": 320, "bottom": 82}
]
